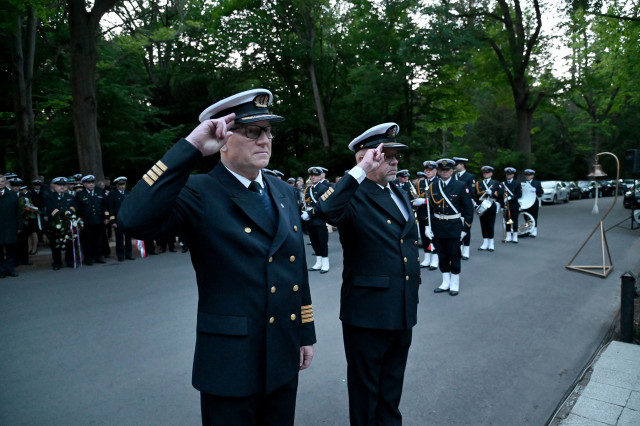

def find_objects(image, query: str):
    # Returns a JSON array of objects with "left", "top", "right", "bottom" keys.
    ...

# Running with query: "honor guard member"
[
  {"left": 118, "top": 89, "right": 316, "bottom": 426},
  {"left": 316, "top": 123, "right": 420, "bottom": 426},
  {"left": 0, "top": 174, "right": 22, "bottom": 278},
  {"left": 394, "top": 169, "right": 412, "bottom": 195},
  {"left": 475, "top": 166, "right": 503, "bottom": 251},
  {"left": 453, "top": 157, "right": 475, "bottom": 259},
  {"left": 107, "top": 177, "right": 134, "bottom": 261},
  {"left": 523, "top": 169, "right": 543, "bottom": 237},
  {"left": 503, "top": 167, "right": 522, "bottom": 243},
  {"left": 317, "top": 166, "right": 332, "bottom": 187},
  {"left": 76, "top": 175, "right": 108, "bottom": 265},
  {"left": 428, "top": 158, "right": 474, "bottom": 296},
  {"left": 301, "top": 166, "right": 331, "bottom": 273},
  {"left": 413, "top": 161, "right": 439, "bottom": 270},
  {"left": 44, "top": 177, "right": 78, "bottom": 270}
]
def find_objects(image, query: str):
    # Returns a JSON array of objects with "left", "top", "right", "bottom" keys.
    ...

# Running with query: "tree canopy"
[{"left": 2, "top": 0, "right": 639, "bottom": 183}]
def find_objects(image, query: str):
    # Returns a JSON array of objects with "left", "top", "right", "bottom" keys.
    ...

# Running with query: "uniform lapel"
[
  {"left": 214, "top": 165, "right": 276, "bottom": 236},
  {"left": 364, "top": 179, "right": 405, "bottom": 225},
  {"left": 264, "top": 176, "right": 292, "bottom": 256}
]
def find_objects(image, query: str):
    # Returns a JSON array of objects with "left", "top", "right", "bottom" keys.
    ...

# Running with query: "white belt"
[{"left": 434, "top": 213, "right": 461, "bottom": 220}]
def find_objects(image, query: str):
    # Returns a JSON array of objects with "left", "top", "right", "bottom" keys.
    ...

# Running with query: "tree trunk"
[
  {"left": 67, "top": 0, "right": 119, "bottom": 181},
  {"left": 10, "top": 9, "right": 38, "bottom": 181},
  {"left": 309, "top": 59, "right": 330, "bottom": 151},
  {"left": 515, "top": 107, "right": 532, "bottom": 155}
]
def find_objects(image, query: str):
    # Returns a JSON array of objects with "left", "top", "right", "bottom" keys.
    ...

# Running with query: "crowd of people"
[
  {"left": 0, "top": 173, "right": 190, "bottom": 276},
  {"left": 1, "top": 87, "right": 548, "bottom": 426}
]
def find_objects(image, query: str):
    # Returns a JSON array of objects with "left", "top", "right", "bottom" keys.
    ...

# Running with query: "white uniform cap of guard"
[
  {"left": 198, "top": 88, "right": 285, "bottom": 124},
  {"left": 348, "top": 122, "right": 406, "bottom": 152}
]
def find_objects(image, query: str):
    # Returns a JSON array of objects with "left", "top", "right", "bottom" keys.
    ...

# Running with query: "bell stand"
[{"left": 566, "top": 152, "right": 619, "bottom": 278}]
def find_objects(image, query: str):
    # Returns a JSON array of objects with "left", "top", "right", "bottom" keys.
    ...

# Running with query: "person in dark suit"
[
  {"left": 502, "top": 167, "right": 522, "bottom": 243},
  {"left": 76, "top": 175, "right": 109, "bottom": 265},
  {"left": 423, "top": 158, "right": 474, "bottom": 296},
  {"left": 44, "top": 177, "right": 79, "bottom": 270},
  {"left": 474, "top": 166, "right": 503, "bottom": 252},
  {"left": 118, "top": 89, "right": 316, "bottom": 426},
  {"left": 0, "top": 175, "right": 22, "bottom": 278},
  {"left": 107, "top": 177, "right": 134, "bottom": 261},
  {"left": 413, "top": 160, "right": 439, "bottom": 269},
  {"left": 453, "top": 157, "right": 475, "bottom": 260},
  {"left": 301, "top": 166, "right": 331, "bottom": 273},
  {"left": 316, "top": 123, "right": 420, "bottom": 426},
  {"left": 522, "top": 168, "right": 544, "bottom": 237},
  {"left": 393, "top": 169, "right": 413, "bottom": 196}
]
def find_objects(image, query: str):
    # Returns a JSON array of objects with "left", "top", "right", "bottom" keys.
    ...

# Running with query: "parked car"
[
  {"left": 576, "top": 180, "right": 602, "bottom": 199},
  {"left": 600, "top": 180, "right": 619, "bottom": 196},
  {"left": 622, "top": 179, "right": 637, "bottom": 191},
  {"left": 565, "top": 181, "right": 582, "bottom": 200},
  {"left": 541, "top": 180, "right": 570, "bottom": 204},
  {"left": 623, "top": 182, "right": 640, "bottom": 209}
]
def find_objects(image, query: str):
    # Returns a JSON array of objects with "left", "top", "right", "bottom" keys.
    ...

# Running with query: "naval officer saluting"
[
  {"left": 119, "top": 89, "right": 316, "bottom": 426},
  {"left": 316, "top": 123, "right": 421, "bottom": 425}
]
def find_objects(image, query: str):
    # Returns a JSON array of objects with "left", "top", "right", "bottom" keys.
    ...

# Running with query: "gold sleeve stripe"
[
  {"left": 69, "top": 207, "right": 76, "bottom": 212},
  {"left": 321, "top": 187, "right": 334, "bottom": 201},
  {"left": 104, "top": 211, "right": 110, "bottom": 215},
  {"left": 156, "top": 160, "right": 167, "bottom": 171},
  {"left": 152, "top": 165, "right": 163, "bottom": 176},
  {"left": 301, "top": 316, "right": 314, "bottom": 324},
  {"left": 143, "top": 175, "right": 154, "bottom": 186},
  {"left": 465, "top": 222, "right": 472, "bottom": 227},
  {"left": 147, "top": 169, "right": 159, "bottom": 181},
  {"left": 51, "top": 209, "right": 59, "bottom": 216},
  {"left": 301, "top": 313, "right": 314, "bottom": 319},
  {"left": 301, "top": 304, "right": 313, "bottom": 311},
  {"left": 110, "top": 216, "right": 116, "bottom": 220}
]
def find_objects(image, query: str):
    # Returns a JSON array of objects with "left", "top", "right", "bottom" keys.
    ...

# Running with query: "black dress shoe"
[
  {"left": 320, "top": 269, "right": 329, "bottom": 274},
  {"left": 462, "top": 256, "right": 469, "bottom": 260},
  {"left": 434, "top": 288, "right": 449, "bottom": 293},
  {"left": 308, "top": 267, "right": 321, "bottom": 272},
  {"left": 147, "top": 252, "right": 158, "bottom": 255},
  {"left": 181, "top": 247, "right": 189, "bottom": 253},
  {"left": 169, "top": 248, "right": 177, "bottom": 253},
  {"left": 488, "top": 248, "right": 494, "bottom": 252},
  {"left": 449, "top": 290, "right": 459, "bottom": 296},
  {"left": 478, "top": 247, "right": 486, "bottom": 251},
  {"left": 95, "top": 258, "right": 106, "bottom": 264},
  {"left": 84, "top": 260, "right": 94, "bottom": 266},
  {"left": 118, "top": 257, "right": 125, "bottom": 262},
  {"left": 52, "top": 264, "right": 61, "bottom": 271},
  {"left": 429, "top": 266, "right": 438, "bottom": 271},
  {"left": 125, "top": 256, "right": 135, "bottom": 260},
  {"left": 7, "top": 272, "right": 18, "bottom": 277}
]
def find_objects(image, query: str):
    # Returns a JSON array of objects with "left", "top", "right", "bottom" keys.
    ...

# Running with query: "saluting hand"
[
  {"left": 185, "top": 113, "right": 235, "bottom": 156},
  {"left": 357, "top": 143, "right": 385, "bottom": 174}
]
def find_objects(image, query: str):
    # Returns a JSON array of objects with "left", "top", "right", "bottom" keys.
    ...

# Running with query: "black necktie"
[{"left": 249, "top": 181, "right": 276, "bottom": 228}]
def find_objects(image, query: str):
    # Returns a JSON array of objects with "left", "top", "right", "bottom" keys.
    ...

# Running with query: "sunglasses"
[{"left": 230, "top": 125, "right": 276, "bottom": 140}]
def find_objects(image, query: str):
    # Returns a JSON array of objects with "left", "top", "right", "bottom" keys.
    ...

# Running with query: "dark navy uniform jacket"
[
  {"left": 428, "top": 179, "right": 474, "bottom": 239},
  {"left": 454, "top": 171, "right": 476, "bottom": 199},
  {"left": 76, "top": 188, "right": 108, "bottom": 225},
  {"left": 44, "top": 193, "right": 77, "bottom": 226},
  {"left": 474, "top": 179, "right": 503, "bottom": 203},
  {"left": 107, "top": 189, "right": 129, "bottom": 225},
  {"left": 317, "top": 175, "right": 421, "bottom": 331},
  {"left": 526, "top": 179, "right": 544, "bottom": 198},
  {"left": 118, "top": 139, "right": 316, "bottom": 397},
  {"left": 416, "top": 176, "right": 439, "bottom": 221},
  {"left": 503, "top": 179, "right": 522, "bottom": 212},
  {"left": 303, "top": 182, "right": 331, "bottom": 227}
]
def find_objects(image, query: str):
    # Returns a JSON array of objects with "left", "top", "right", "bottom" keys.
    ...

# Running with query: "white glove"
[
  {"left": 425, "top": 226, "right": 434, "bottom": 240},
  {"left": 460, "top": 231, "right": 467, "bottom": 241},
  {"left": 412, "top": 197, "right": 425, "bottom": 206},
  {"left": 301, "top": 211, "right": 310, "bottom": 221},
  {"left": 506, "top": 196, "right": 512, "bottom": 201}
]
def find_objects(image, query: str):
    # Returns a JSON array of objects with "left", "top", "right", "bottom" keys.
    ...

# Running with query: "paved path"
[
  {"left": 556, "top": 342, "right": 640, "bottom": 425},
  {"left": 1, "top": 197, "right": 638, "bottom": 425}
]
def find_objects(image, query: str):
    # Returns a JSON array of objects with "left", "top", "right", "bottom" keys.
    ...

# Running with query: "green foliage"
[{"left": 1, "top": 0, "right": 639, "bottom": 185}]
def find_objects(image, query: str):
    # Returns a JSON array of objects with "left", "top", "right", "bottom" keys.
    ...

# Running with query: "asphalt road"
[{"left": 1, "top": 197, "right": 639, "bottom": 425}]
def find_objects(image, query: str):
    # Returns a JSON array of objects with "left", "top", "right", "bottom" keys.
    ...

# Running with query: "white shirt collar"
[{"left": 224, "top": 166, "right": 264, "bottom": 190}]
